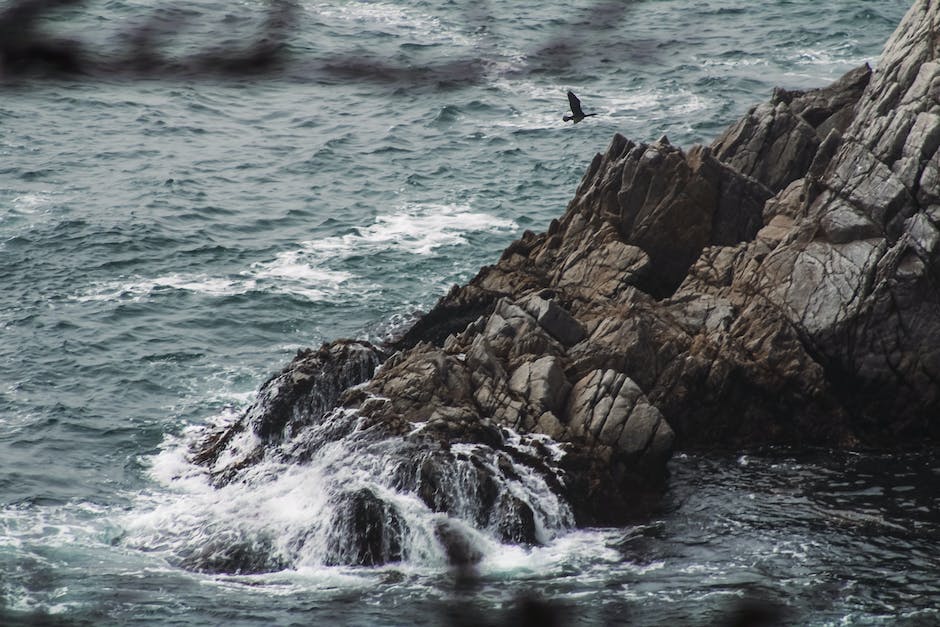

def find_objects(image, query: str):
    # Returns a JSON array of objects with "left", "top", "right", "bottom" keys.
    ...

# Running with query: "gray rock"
[
  {"left": 818, "top": 197, "right": 882, "bottom": 244},
  {"left": 711, "top": 63, "right": 871, "bottom": 193},
  {"left": 618, "top": 400, "right": 673, "bottom": 460},
  {"left": 520, "top": 294, "right": 586, "bottom": 346},
  {"left": 508, "top": 356, "right": 571, "bottom": 415},
  {"left": 565, "top": 369, "right": 667, "bottom": 455},
  {"left": 534, "top": 411, "right": 566, "bottom": 440}
]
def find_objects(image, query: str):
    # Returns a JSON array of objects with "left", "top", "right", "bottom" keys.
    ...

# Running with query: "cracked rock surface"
[{"left": 391, "top": 0, "right": 939, "bottom": 456}]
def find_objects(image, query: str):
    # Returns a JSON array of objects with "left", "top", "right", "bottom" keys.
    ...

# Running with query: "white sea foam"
[
  {"left": 299, "top": 203, "right": 518, "bottom": 257},
  {"left": 77, "top": 274, "right": 256, "bottom": 302},
  {"left": 153, "top": 274, "right": 256, "bottom": 295},
  {"left": 791, "top": 45, "right": 866, "bottom": 67},
  {"left": 74, "top": 264, "right": 345, "bottom": 303},
  {"left": 1, "top": 192, "right": 58, "bottom": 235},
  {"left": 783, "top": 45, "right": 874, "bottom": 82},
  {"left": 698, "top": 56, "right": 770, "bottom": 69},
  {"left": 74, "top": 203, "right": 514, "bottom": 304},
  {"left": 0, "top": 499, "right": 123, "bottom": 618},
  {"left": 10, "top": 192, "right": 54, "bottom": 213},
  {"left": 0, "top": 501, "right": 113, "bottom": 549},
  {"left": 600, "top": 88, "right": 712, "bottom": 118},
  {"left": 477, "top": 528, "right": 622, "bottom": 578},
  {"left": 124, "top": 409, "right": 576, "bottom": 576}
]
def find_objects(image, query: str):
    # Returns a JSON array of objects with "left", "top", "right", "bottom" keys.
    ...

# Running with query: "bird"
[{"left": 563, "top": 90, "right": 597, "bottom": 123}]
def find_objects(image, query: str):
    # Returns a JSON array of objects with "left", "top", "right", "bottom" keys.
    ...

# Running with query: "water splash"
[{"left": 125, "top": 401, "right": 575, "bottom": 573}]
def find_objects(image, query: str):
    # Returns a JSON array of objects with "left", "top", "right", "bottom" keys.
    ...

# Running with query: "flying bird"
[{"left": 563, "top": 90, "right": 597, "bottom": 123}]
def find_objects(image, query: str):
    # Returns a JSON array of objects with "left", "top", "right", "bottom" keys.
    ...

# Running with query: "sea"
[{"left": 2, "top": 0, "right": 938, "bottom": 625}]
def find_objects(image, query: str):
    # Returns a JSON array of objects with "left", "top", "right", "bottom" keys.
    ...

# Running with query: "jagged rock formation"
[
  {"left": 393, "top": 0, "right": 940, "bottom": 450},
  {"left": 187, "top": 0, "right": 939, "bottom": 570}
]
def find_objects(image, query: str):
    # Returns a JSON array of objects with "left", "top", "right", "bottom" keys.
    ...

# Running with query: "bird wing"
[{"left": 567, "top": 90, "right": 585, "bottom": 117}]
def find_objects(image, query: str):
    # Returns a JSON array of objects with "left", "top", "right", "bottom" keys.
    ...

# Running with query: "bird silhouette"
[{"left": 563, "top": 90, "right": 597, "bottom": 123}]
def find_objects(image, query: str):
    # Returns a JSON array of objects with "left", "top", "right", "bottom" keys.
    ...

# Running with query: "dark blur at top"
[{"left": 0, "top": 0, "right": 636, "bottom": 85}]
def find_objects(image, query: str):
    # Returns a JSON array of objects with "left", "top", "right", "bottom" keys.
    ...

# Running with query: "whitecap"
[
  {"left": 76, "top": 274, "right": 256, "bottom": 302},
  {"left": 600, "top": 88, "right": 713, "bottom": 118},
  {"left": 477, "top": 528, "right": 623, "bottom": 579},
  {"left": 75, "top": 203, "right": 515, "bottom": 304},
  {"left": 783, "top": 45, "right": 874, "bottom": 81},
  {"left": 294, "top": 203, "right": 517, "bottom": 257},
  {"left": 11, "top": 192, "right": 54, "bottom": 213},
  {"left": 75, "top": 269, "right": 343, "bottom": 303},
  {"left": 698, "top": 56, "right": 770, "bottom": 69},
  {"left": 153, "top": 274, "right": 256, "bottom": 295},
  {"left": 124, "top": 411, "right": 576, "bottom": 575}
]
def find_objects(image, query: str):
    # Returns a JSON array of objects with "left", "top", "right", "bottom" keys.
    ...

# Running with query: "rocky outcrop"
[
  {"left": 391, "top": 0, "right": 939, "bottom": 450},
  {"left": 190, "top": 339, "right": 385, "bottom": 485},
  {"left": 185, "top": 0, "right": 939, "bottom": 572},
  {"left": 711, "top": 63, "right": 872, "bottom": 192}
]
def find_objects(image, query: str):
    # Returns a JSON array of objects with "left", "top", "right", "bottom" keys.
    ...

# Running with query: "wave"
[
  {"left": 122, "top": 405, "right": 576, "bottom": 574},
  {"left": 300, "top": 203, "right": 517, "bottom": 256},
  {"left": 73, "top": 203, "right": 517, "bottom": 303}
]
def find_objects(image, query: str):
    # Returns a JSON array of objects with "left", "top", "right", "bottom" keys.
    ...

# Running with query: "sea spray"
[
  {"left": 122, "top": 339, "right": 575, "bottom": 573},
  {"left": 124, "top": 402, "right": 575, "bottom": 573}
]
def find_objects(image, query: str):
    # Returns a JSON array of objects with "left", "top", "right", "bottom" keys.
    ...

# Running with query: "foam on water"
[
  {"left": 476, "top": 528, "right": 623, "bottom": 579},
  {"left": 72, "top": 203, "right": 515, "bottom": 304},
  {"left": 10, "top": 193, "right": 54, "bottom": 213},
  {"left": 300, "top": 203, "right": 518, "bottom": 257},
  {"left": 0, "top": 501, "right": 123, "bottom": 617},
  {"left": 76, "top": 273, "right": 256, "bottom": 302}
]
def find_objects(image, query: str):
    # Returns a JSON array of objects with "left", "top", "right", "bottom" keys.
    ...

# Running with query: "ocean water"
[{"left": 2, "top": 0, "right": 936, "bottom": 624}]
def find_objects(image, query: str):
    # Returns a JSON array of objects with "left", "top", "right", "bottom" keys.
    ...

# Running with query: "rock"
[
  {"left": 817, "top": 197, "right": 883, "bottom": 244},
  {"left": 564, "top": 369, "right": 674, "bottom": 461},
  {"left": 534, "top": 411, "right": 566, "bottom": 440},
  {"left": 567, "top": 141, "right": 773, "bottom": 297},
  {"left": 619, "top": 400, "right": 674, "bottom": 462},
  {"left": 176, "top": 532, "right": 284, "bottom": 575},
  {"left": 183, "top": 0, "right": 940, "bottom": 573},
  {"left": 757, "top": 214, "right": 796, "bottom": 245},
  {"left": 519, "top": 295, "right": 585, "bottom": 346},
  {"left": 554, "top": 226, "right": 651, "bottom": 300},
  {"left": 711, "top": 99, "right": 820, "bottom": 192},
  {"left": 397, "top": 0, "right": 940, "bottom": 450},
  {"left": 324, "top": 488, "right": 406, "bottom": 567},
  {"left": 190, "top": 339, "right": 383, "bottom": 484},
  {"left": 493, "top": 493, "right": 538, "bottom": 545},
  {"left": 711, "top": 63, "right": 872, "bottom": 192},
  {"left": 508, "top": 356, "right": 571, "bottom": 415}
]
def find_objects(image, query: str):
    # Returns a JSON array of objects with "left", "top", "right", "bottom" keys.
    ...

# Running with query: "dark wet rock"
[
  {"left": 435, "top": 520, "right": 483, "bottom": 566},
  {"left": 190, "top": 339, "right": 383, "bottom": 484},
  {"left": 493, "top": 492, "right": 537, "bottom": 544},
  {"left": 324, "top": 488, "right": 405, "bottom": 567},
  {"left": 176, "top": 531, "right": 284, "bottom": 575}
]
